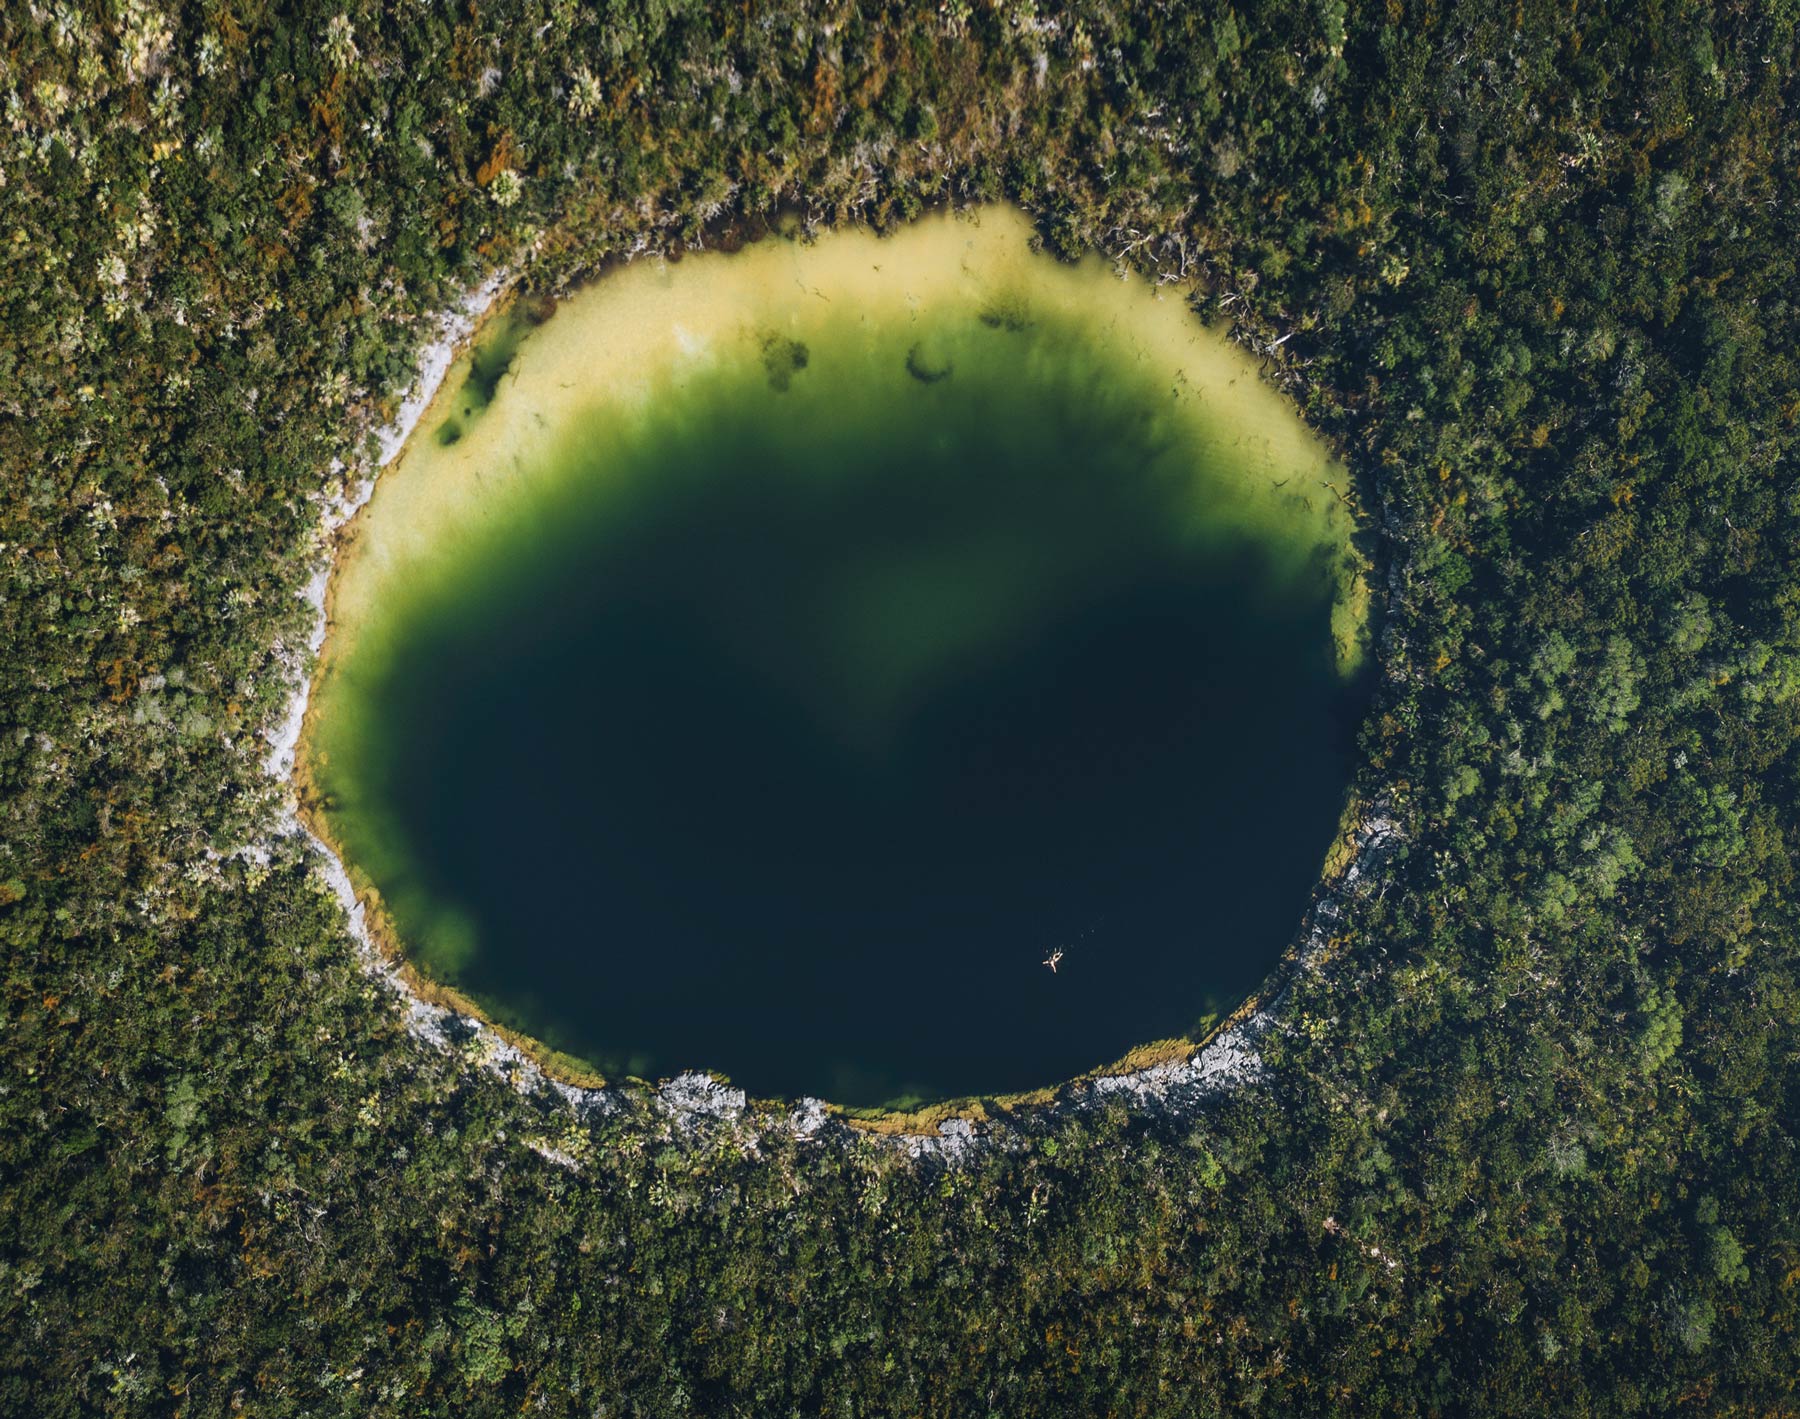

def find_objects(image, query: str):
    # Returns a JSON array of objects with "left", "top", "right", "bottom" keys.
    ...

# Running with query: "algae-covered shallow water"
[{"left": 305, "top": 208, "right": 1369, "bottom": 1107}]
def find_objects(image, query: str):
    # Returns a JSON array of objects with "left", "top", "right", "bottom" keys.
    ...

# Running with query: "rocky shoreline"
[{"left": 257, "top": 253, "right": 1401, "bottom": 1167}]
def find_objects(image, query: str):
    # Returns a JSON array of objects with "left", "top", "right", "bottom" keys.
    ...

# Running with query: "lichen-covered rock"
[{"left": 658, "top": 1072, "right": 747, "bottom": 1121}]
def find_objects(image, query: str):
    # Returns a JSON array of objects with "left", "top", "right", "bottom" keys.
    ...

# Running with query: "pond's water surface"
[{"left": 306, "top": 209, "right": 1368, "bottom": 1106}]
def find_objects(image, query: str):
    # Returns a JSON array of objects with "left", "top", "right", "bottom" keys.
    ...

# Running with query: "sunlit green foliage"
[{"left": 3, "top": 0, "right": 1799, "bottom": 1413}]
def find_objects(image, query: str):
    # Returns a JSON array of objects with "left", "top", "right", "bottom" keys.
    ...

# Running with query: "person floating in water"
[{"left": 1042, "top": 948, "right": 1064, "bottom": 973}]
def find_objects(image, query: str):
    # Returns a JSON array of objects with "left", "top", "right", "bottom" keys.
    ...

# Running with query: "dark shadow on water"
[
  {"left": 430, "top": 299, "right": 548, "bottom": 446},
  {"left": 350, "top": 329, "right": 1363, "bottom": 1105}
]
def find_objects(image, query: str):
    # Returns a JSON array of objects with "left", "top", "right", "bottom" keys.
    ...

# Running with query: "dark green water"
[{"left": 318, "top": 310, "right": 1363, "bottom": 1106}]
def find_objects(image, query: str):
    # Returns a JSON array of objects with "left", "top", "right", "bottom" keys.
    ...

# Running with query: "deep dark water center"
[{"left": 312, "top": 227, "right": 1367, "bottom": 1108}]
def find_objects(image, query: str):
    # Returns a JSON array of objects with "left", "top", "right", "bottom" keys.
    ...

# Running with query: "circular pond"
[{"left": 303, "top": 208, "right": 1368, "bottom": 1107}]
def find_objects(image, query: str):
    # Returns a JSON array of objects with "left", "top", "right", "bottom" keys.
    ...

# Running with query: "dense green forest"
[{"left": 4, "top": 0, "right": 1799, "bottom": 1412}]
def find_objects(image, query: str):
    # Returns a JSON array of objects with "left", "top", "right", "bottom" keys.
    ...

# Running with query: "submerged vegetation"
[{"left": 3, "top": 0, "right": 1799, "bottom": 1413}]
